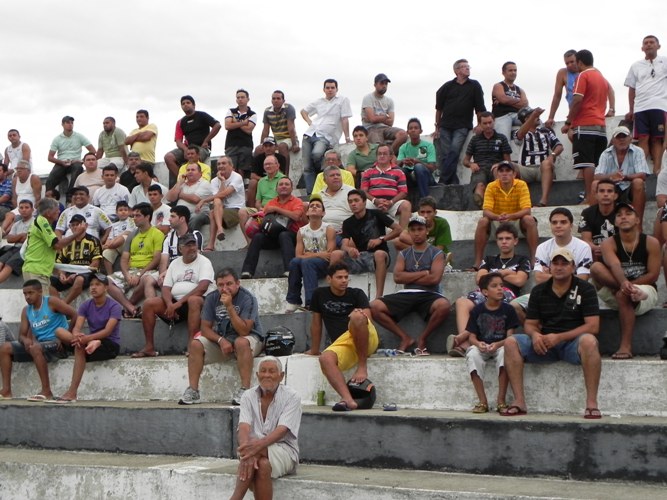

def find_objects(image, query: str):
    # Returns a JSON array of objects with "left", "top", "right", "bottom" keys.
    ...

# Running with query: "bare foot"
[
  {"left": 630, "top": 287, "right": 648, "bottom": 302},
  {"left": 85, "top": 340, "right": 101, "bottom": 355},
  {"left": 398, "top": 338, "right": 416, "bottom": 351},
  {"left": 0, "top": 390, "right": 12, "bottom": 399},
  {"left": 349, "top": 366, "right": 368, "bottom": 384}
]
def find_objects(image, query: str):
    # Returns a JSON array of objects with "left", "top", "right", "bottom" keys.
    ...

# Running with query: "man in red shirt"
[
  {"left": 360, "top": 144, "right": 411, "bottom": 228},
  {"left": 561, "top": 50, "right": 610, "bottom": 205},
  {"left": 240, "top": 177, "right": 304, "bottom": 279}
]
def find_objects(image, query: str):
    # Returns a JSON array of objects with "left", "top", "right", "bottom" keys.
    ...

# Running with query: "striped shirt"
[
  {"left": 55, "top": 234, "right": 102, "bottom": 266},
  {"left": 262, "top": 104, "right": 296, "bottom": 141},
  {"left": 361, "top": 165, "right": 408, "bottom": 200},
  {"left": 482, "top": 179, "right": 531, "bottom": 215},
  {"left": 466, "top": 131, "right": 512, "bottom": 169},
  {"left": 517, "top": 127, "right": 562, "bottom": 166}
]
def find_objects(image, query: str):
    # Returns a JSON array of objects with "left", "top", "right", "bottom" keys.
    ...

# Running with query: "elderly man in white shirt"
[{"left": 230, "top": 356, "right": 302, "bottom": 500}]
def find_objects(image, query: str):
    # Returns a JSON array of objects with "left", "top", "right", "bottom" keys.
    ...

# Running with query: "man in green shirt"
[
  {"left": 255, "top": 155, "right": 285, "bottom": 209},
  {"left": 395, "top": 196, "right": 452, "bottom": 263},
  {"left": 346, "top": 126, "right": 378, "bottom": 186},
  {"left": 22, "top": 198, "right": 87, "bottom": 295},
  {"left": 397, "top": 118, "right": 437, "bottom": 198},
  {"left": 106, "top": 203, "right": 165, "bottom": 318}
]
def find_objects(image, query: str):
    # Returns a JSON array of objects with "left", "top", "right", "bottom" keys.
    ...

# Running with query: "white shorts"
[
  {"left": 196, "top": 333, "right": 263, "bottom": 364},
  {"left": 268, "top": 444, "right": 297, "bottom": 478},
  {"left": 385, "top": 199, "right": 407, "bottom": 219},
  {"left": 109, "top": 269, "right": 159, "bottom": 291},
  {"left": 465, "top": 345, "right": 505, "bottom": 381},
  {"left": 598, "top": 284, "right": 658, "bottom": 316}
]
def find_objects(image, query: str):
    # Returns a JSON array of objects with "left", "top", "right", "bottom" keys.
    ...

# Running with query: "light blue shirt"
[{"left": 595, "top": 144, "right": 649, "bottom": 191}]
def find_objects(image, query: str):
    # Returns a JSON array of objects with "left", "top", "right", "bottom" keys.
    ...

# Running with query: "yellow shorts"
[{"left": 324, "top": 319, "right": 379, "bottom": 372}]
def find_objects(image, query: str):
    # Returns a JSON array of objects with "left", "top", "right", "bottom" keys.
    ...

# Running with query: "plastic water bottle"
[{"left": 377, "top": 349, "right": 399, "bottom": 357}]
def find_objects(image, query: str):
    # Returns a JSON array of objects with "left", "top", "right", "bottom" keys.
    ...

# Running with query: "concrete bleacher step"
[
  {"left": 4, "top": 355, "right": 667, "bottom": 417},
  {"left": 4, "top": 448, "right": 663, "bottom": 500},
  {"left": 1, "top": 400, "right": 666, "bottom": 484}
]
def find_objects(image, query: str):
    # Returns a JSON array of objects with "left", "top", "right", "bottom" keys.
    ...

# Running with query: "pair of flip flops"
[{"left": 122, "top": 307, "right": 142, "bottom": 320}]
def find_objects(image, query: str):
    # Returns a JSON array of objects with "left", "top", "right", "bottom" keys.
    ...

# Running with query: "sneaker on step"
[
  {"left": 178, "top": 386, "right": 200, "bottom": 405},
  {"left": 241, "top": 272, "right": 252, "bottom": 279},
  {"left": 232, "top": 387, "right": 247, "bottom": 406},
  {"left": 285, "top": 302, "right": 300, "bottom": 313}
]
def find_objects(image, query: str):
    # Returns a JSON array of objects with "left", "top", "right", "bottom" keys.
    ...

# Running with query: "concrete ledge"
[
  {"left": 1, "top": 405, "right": 666, "bottom": 484},
  {"left": 3, "top": 448, "right": 663, "bottom": 499},
  {"left": 3, "top": 355, "right": 667, "bottom": 416}
]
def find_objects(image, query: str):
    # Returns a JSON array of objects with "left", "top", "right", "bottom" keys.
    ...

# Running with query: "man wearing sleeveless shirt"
[
  {"left": 590, "top": 202, "right": 660, "bottom": 359},
  {"left": 491, "top": 62, "right": 529, "bottom": 144},
  {"left": 0, "top": 280, "right": 77, "bottom": 401},
  {"left": 370, "top": 215, "right": 450, "bottom": 354}
]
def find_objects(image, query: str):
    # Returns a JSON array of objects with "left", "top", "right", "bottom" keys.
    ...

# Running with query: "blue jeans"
[
  {"left": 438, "top": 128, "right": 469, "bottom": 185},
  {"left": 302, "top": 134, "right": 331, "bottom": 195},
  {"left": 286, "top": 257, "right": 329, "bottom": 306},
  {"left": 405, "top": 163, "right": 436, "bottom": 198},
  {"left": 493, "top": 113, "right": 520, "bottom": 144}
]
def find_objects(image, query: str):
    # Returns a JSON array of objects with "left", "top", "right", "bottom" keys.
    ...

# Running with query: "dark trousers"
[
  {"left": 46, "top": 162, "right": 83, "bottom": 197},
  {"left": 241, "top": 231, "right": 296, "bottom": 276}
]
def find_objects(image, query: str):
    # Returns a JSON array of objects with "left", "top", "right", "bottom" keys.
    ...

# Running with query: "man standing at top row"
[
  {"left": 491, "top": 61, "right": 529, "bottom": 144},
  {"left": 435, "top": 59, "right": 486, "bottom": 186},
  {"left": 301, "top": 79, "right": 353, "bottom": 195},
  {"left": 625, "top": 35, "right": 667, "bottom": 173},
  {"left": 361, "top": 73, "right": 407, "bottom": 155},
  {"left": 561, "top": 50, "right": 610, "bottom": 206},
  {"left": 164, "top": 95, "right": 221, "bottom": 183}
]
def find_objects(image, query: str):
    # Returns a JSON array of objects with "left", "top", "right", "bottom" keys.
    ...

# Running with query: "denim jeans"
[
  {"left": 493, "top": 113, "right": 520, "bottom": 144},
  {"left": 286, "top": 257, "right": 329, "bottom": 306},
  {"left": 405, "top": 163, "right": 436, "bottom": 198},
  {"left": 241, "top": 231, "right": 297, "bottom": 276},
  {"left": 302, "top": 134, "right": 331, "bottom": 195},
  {"left": 438, "top": 128, "right": 469, "bottom": 185}
]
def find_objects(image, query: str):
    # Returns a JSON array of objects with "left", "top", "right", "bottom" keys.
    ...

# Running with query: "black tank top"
[
  {"left": 492, "top": 82, "right": 522, "bottom": 118},
  {"left": 614, "top": 233, "right": 654, "bottom": 285}
]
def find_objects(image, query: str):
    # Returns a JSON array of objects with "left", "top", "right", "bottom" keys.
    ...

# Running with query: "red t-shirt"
[
  {"left": 264, "top": 195, "right": 306, "bottom": 232},
  {"left": 572, "top": 68, "right": 608, "bottom": 127}
]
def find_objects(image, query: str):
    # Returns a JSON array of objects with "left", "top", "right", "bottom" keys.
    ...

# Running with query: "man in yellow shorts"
[{"left": 305, "top": 262, "right": 378, "bottom": 411}]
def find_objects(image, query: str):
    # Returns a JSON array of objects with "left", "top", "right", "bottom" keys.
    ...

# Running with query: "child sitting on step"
[{"left": 463, "top": 272, "right": 519, "bottom": 414}]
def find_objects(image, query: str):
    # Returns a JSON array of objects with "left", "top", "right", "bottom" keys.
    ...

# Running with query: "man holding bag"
[{"left": 240, "top": 177, "right": 304, "bottom": 279}]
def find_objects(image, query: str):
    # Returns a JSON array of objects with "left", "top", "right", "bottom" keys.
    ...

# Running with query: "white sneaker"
[
  {"left": 285, "top": 302, "right": 300, "bottom": 313},
  {"left": 240, "top": 272, "right": 252, "bottom": 279},
  {"left": 232, "top": 387, "right": 247, "bottom": 405},
  {"left": 178, "top": 387, "right": 200, "bottom": 405}
]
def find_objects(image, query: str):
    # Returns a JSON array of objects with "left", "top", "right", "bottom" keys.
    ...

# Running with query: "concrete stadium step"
[
  {"left": 1, "top": 401, "right": 666, "bottom": 484},
  {"left": 3, "top": 448, "right": 663, "bottom": 500},
  {"left": 3, "top": 355, "right": 666, "bottom": 417},
  {"left": 3, "top": 277, "right": 667, "bottom": 357}
]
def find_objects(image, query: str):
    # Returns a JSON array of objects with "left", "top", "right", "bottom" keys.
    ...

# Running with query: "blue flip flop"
[{"left": 332, "top": 401, "right": 353, "bottom": 412}]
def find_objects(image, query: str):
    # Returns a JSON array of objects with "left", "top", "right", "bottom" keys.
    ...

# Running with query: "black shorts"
[
  {"left": 572, "top": 128, "right": 607, "bottom": 169},
  {"left": 50, "top": 272, "right": 93, "bottom": 292},
  {"left": 66, "top": 337, "right": 119, "bottom": 361},
  {"left": 158, "top": 300, "right": 190, "bottom": 325},
  {"left": 0, "top": 247, "right": 23, "bottom": 275},
  {"left": 378, "top": 291, "right": 449, "bottom": 322}
]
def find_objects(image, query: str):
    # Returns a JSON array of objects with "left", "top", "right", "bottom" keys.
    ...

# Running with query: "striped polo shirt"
[{"left": 361, "top": 165, "right": 408, "bottom": 200}]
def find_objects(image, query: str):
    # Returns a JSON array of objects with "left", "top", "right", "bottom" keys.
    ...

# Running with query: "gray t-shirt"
[{"left": 202, "top": 287, "right": 264, "bottom": 341}]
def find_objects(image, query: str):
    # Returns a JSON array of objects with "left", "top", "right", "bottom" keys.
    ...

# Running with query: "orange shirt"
[
  {"left": 572, "top": 68, "right": 608, "bottom": 127},
  {"left": 264, "top": 195, "right": 306, "bottom": 232}
]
